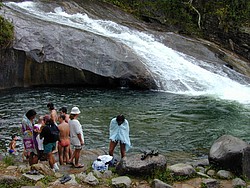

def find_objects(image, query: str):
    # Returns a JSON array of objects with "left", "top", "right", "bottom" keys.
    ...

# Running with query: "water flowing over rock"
[
  {"left": 0, "top": 1, "right": 157, "bottom": 90},
  {"left": 0, "top": 0, "right": 249, "bottom": 90}
]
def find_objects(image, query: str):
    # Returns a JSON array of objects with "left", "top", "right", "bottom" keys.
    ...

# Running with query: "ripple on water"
[{"left": 0, "top": 87, "right": 249, "bottom": 162}]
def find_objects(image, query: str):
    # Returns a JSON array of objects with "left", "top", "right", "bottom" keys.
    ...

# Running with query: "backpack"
[{"left": 48, "top": 124, "right": 60, "bottom": 142}]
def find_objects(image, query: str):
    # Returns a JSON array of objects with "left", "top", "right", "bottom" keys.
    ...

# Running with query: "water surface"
[{"left": 0, "top": 87, "right": 249, "bottom": 163}]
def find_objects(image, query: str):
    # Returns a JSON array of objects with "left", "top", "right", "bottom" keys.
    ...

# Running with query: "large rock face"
[
  {"left": 0, "top": 1, "right": 157, "bottom": 90},
  {"left": 0, "top": 0, "right": 249, "bottom": 90}
]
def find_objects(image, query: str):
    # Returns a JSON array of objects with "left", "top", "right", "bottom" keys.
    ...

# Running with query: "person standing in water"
[{"left": 109, "top": 114, "right": 131, "bottom": 159}]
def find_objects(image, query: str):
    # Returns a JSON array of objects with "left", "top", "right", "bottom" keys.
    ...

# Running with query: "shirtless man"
[
  {"left": 57, "top": 114, "right": 71, "bottom": 165},
  {"left": 47, "top": 102, "right": 58, "bottom": 125},
  {"left": 59, "top": 107, "right": 72, "bottom": 159},
  {"left": 59, "top": 107, "right": 70, "bottom": 123}
]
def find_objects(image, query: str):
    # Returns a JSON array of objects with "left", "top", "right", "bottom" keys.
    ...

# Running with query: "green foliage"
[
  {"left": 202, "top": 0, "right": 249, "bottom": 30},
  {"left": 102, "top": 0, "right": 250, "bottom": 36},
  {"left": 0, "top": 3, "right": 14, "bottom": 50},
  {"left": 3, "top": 155, "right": 15, "bottom": 166},
  {"left": 40, "top": 175, "right": 56, "bottom": 186}
]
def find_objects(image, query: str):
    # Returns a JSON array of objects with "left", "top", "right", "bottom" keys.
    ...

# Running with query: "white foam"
[{"left": 4, "top": 1, "right": 250, "bottom": 104}]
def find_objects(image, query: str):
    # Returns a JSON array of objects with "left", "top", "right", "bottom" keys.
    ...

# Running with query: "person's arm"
[
  {"left": 40, "top": 127, "right": 46, "bottom": 139},
  {"left": 75, "top": 120, "right": 84, "bottom": 145},
  {"left": 77, "top": 133, "right": 84, "bottom": 145}
]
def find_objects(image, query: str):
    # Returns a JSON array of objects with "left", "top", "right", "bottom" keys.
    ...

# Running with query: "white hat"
[{"left": 70, "top": 107, "right": 81, "bottom": 114}]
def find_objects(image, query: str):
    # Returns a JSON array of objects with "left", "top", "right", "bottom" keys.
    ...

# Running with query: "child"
[
  {"left": 34, "top": 116, "right": 45, "bottom": 161},
  {"left": 9, "top": 135, "right": 17, "bottom": 154}
]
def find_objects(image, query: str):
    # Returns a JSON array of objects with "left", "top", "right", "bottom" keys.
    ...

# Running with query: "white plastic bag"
[{"left": 92, "top": 155, "right": 113, "bottom": 172}]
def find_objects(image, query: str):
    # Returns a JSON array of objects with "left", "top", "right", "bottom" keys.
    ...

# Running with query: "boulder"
[
  {"left": 216, "top": 170, "right": 234, "bottom": 179},
  {"left": 116, "top": 154, "right": 167, "bottom": 176},
  {"left": 201, "top": 178, "right": 219, "bottom": 188},
  {"left": 84, "top": 172, "right": 99, "bottom": 186},
  {"left": 168, "top": 163, "right": 196, "bottom": 176},
  {"left": 111, "top": 176, "right": 132, "bottom": 188},
  {"left": 242, "top": 146, "right": 250, "bottom": 179},
  {"left": 208, "top": 135, "right": 249, "bottom": 175}
]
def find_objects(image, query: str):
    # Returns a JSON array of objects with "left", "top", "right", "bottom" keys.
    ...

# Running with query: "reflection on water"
[{"left": 0, "top": 87, "right": 249, "bottom": 163}]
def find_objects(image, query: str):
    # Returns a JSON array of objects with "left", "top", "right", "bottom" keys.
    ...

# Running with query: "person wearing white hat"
[{"left": 68, "top": 107, "right": 84, "bottom": 168}]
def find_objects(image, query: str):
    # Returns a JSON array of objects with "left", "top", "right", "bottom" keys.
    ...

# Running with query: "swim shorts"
[
  {"left": 9, "top": 149, "right": 15, "bottom": 154},
  {"left": 72, "top": 145, "right": 82, "bottom": 150},
  {"left": 58, "top": 139, "right": 70, "bottom": 147},
  {"left": 44, "top": 142, "right": 56, "bottom": 154}
]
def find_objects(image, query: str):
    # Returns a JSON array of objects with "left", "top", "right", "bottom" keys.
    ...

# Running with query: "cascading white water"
[{"left": 4, "top": 1, "right": 250, "bottom": 104}]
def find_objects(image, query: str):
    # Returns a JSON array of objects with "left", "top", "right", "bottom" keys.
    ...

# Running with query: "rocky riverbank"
[{"left": 1, "top": 135, "right": 250, "bottom": 188}]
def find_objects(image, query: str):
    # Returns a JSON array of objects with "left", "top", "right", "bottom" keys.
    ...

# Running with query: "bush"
[{"left": 0, "top": 3, "right": 14, "bottom": 49}]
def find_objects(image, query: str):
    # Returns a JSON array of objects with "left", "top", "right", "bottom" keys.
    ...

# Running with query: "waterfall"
[{"left": 4, "top": 1, "right": 250, "bottom": 105}]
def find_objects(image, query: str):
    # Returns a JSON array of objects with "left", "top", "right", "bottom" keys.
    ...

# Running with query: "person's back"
[
  {"left": 57, "top": 114, "right": 70, "bottom": 165},
  {"left": 40, "top": 116, "right": 60, "bottom": 171},
  {"left": 58, "top": 115, "right": 70, "bottom": 141}
]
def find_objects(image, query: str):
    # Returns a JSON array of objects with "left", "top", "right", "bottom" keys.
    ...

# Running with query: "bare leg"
[
  {"left": 29, "top": 153, "right": 38, "bottom": 166},
  {"left": 58, "top": 143, "right": 64, "bottom": 165},
  {"left": 69, "top": 149, "right": 76, "bottom": 164},
  {"left": 47, "top": 152, "right": 54, "bottom": 168},
  {"left": 69, "top": 147, "right": 73, "bottom": 160},
  {"left": 64, "top": 146, "right": 70, "bottom": 163},
  {"left": 74, "top": 149, "right": 81, "bottom": 167},
  {"left": 120, "top": 142, "right": 126, "bottom": 158},
  {"left": 109, "top": 140, "right": 118, "bottom": 156}
]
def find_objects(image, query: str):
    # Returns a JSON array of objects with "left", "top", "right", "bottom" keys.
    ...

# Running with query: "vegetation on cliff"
[
  {"left": 0, "top": 3, "right": 14, "bottom": 50},
  {"left": 102, "top": 0, "right": 250, "bottom": 36}
]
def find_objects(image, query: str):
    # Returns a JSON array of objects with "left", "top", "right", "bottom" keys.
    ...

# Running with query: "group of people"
[
  {"left": 21, "top": 103, "right": 84, "bottom": 172},
  {"left": 19, "top": 102, "right": 132, "bottom": 172}
]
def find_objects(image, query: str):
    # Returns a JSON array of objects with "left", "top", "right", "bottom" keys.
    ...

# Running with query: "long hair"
[
  {"left": 26, "top": 109, "right": 37, "bottom": 119},
  {"left": 47, "top": 102, "right": 55, "bottom": 110}
]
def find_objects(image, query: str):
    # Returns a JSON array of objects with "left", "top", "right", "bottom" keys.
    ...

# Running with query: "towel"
[{"left": 109, "top": 118, "right": 131, "bottom": 151}]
